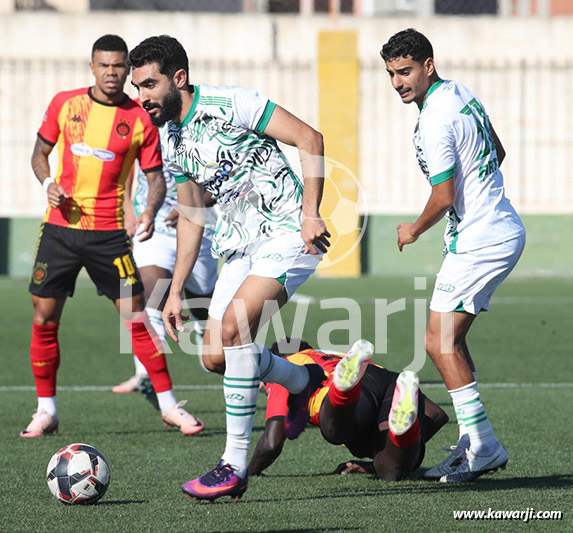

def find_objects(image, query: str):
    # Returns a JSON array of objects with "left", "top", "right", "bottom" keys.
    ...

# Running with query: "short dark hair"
[
  {"left": 129, "top": 35, "right": 189, "bottom": 78},
  {"left": 270, "top": 338, "right": 314, "bottom": 358},
  {"left": 380, "top": 28, "right": 433, "bottom": 63},
  {"left": 92, "top": 34, "right": 128, "bottom": 57}
]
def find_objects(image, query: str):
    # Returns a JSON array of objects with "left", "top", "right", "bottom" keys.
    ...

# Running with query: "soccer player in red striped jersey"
[
  {"left": 249, "top": 339, "right": 449, "bottom": 481},
  {"left": 22, "top": 35, "right": 202, "bottom": 438}
]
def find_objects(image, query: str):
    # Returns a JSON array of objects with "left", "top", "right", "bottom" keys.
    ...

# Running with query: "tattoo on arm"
[
  {"left": 145, "top": 169, "right": 167, "bottom": 216},
  {"left": 31, "top": 137, "right": 53, "bottom": 185}
]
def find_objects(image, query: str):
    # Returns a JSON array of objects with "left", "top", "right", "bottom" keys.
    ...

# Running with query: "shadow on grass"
[
  {"left": 246, "top": 475, "right": 573, "bottom": 502},
  {"left": 97, "top": 499, "right": 147, "bottom": 505}
]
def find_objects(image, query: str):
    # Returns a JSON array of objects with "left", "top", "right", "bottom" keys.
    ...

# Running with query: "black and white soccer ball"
[{"left": 46, "top": 443, "right": 110, "bottom": 504}]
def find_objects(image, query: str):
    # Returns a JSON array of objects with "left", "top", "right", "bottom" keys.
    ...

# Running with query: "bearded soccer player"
[
  {"left": 23, "top": 35, "right": 202, "bottom": 438},
  {"left": 249, "top": 340, "right": 448, "bottom": 481},
  {"left": 129, "top": 35, "right": 330, "bottom": 500},
  {"left": 382, "top": 29, "right": 526, "bottom": 482}
]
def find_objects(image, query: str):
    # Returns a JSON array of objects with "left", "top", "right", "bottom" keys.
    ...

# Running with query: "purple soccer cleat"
[
  {"left": 181, "top": 461, "right": 247, "bottom": 501},
  {"left": 285, "top": 364, "right": 325, "bottom": 440}
]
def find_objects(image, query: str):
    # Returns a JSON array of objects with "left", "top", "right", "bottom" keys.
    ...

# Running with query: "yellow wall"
[{"left": 317, "top": 30, "right": 361, "bottom": 277}]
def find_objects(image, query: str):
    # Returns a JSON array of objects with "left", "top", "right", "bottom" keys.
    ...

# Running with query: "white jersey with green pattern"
[
  {"left": 160, "top": 84, "right": 303, "bottom": 257},
  {"left": 133, "top": 161, "right": 178, "bottom": 236},
  {"left": 132, "top": 161, "right": 217, "bottom": 236},
  {"left": 413, "top": 79, "right": 525, "bottom": 255}
]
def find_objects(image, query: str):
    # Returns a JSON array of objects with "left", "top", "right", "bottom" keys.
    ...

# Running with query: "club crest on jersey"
[
  {"left": 116, "top": 121, "right": 131, "bottom": 138},
  {"left": 33, "top": 262, "right": 48, "bottom": 285}
]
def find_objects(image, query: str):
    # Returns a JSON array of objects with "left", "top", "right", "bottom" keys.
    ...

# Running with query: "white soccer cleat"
[
  {"left": 423, "top": 445, "right": 467, "bottom": 480},
  {"left": 20, "top": 409, "right": 59, "bottom": 438},
  {"left": 388, "top": 371, "right": 419, "bottom": 436},
  {"left": 333, "top": 339, "right": 374, "bottom": 392},
  {"left": 161, "top": 400, "right": 204, "bottom": 436},
  {"left": 111, "top": 374, "right": 143, "bottom": 394},
  {"left": 439, "top": 442, "right": 508, "bottom": 483}
]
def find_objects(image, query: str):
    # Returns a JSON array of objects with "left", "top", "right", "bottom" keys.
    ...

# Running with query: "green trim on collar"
[
  {"left": 418, "top": 79, "right": 445, "bottom": 111},
  {"left": 179, "top": 85, "right": 200, "bottom": 128}
]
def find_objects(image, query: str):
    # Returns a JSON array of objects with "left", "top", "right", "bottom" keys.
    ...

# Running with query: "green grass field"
[{"left": 1, "top": 275, "right": 571, "bottom": 532}]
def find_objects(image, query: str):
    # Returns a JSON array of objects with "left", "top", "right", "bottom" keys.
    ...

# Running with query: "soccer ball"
[{"left": 46, "top": 443, "right": 110, "bottom": 504}]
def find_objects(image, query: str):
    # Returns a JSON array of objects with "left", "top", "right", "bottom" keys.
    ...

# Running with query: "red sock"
[
  {"left": 389, "top": 418, "right": 421, "bottom": 448},
  {"left": 30, "top": 323, "right": 60, "bottom": 397},
  {"left": 125, "top": 314, "right": 172, "bottom": 393},
  {"left": 328, "top": 381, "right": 361, "bottom": 408}
]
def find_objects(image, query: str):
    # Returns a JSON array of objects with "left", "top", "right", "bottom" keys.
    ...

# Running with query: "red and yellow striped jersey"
[
  {"left": 265, "top": 349, "right": 343, "bottom": 426},
  {"left": 38, "top": 87, "right": 161, "bottom": 231}
]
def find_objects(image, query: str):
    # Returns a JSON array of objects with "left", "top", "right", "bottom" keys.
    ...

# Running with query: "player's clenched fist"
[
  {"left": 46, "top": 182, "right": 69, "bottom": 208},
  {"left": 302, "top": 215, "right": 331, "bottom": 256},
  {"left": 397, "top": 222, "right": 418, "bottom": 252}
]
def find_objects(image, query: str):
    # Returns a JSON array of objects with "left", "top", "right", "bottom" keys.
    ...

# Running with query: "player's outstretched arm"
[
  {"left": 248, "top": 418, "right": 287, "bottom": 476},
  {"left": 397, "top": 178, "right": 454, "bottom": 251},
  {"left": 262, "top": 106, "right": 331, "bottom": 256},
  {"left": 162, "top": 179, "right": 205, "bottom": 342},
  {"left": 136, "top": 169, "right": 166, "bottom": 242},
  {"left": 31, "top": 137, "right": 68, "bottom": 208}
]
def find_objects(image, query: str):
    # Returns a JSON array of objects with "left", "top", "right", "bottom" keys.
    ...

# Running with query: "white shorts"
[
  {"left": 430, "top": 234, "right": 525, "bottom": 315},
  {"left": 132, "top": 231, "right": 218, "bottom": 295},
  {"left": 208, "top": 231, "right": 321, "bottom": 321}
]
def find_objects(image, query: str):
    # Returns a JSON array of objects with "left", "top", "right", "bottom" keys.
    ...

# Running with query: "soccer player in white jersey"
[
  {"left": 381, "top": 29, "right": 526, "bottom": 483},
  {"left": 112, "top": 159, "right": 219, "bottom": 395},
  {"left": 129, "top": 35, "right": 330, "bottom": 500}
]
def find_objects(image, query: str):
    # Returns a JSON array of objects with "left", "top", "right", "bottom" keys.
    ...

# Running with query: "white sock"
[
  {"left": 257, "top": 343, "right": 308, "bottom": 394},
  {"left": 456, "top": 372, "right": 478, "bottom": 447},
  {"left": 133, "top": 355, "right": 148, "bottom": 377},
  {"left": 157, "top": 390, "right": 177, "bottom": 414},
  {"left": 450, "top": 381, "right": 497, "bottom": 456},
  {"left": 38, "top": 396, "right": 57, "bottom": 417},
  {"left": 146, "top": 308, "right": 167, "bottom": 350},
  {"left": 193, "top": 320, "right": 207, "bottom": 367},
  {"left": 221, "top": 343, "right": 260, "bottom": 478}
]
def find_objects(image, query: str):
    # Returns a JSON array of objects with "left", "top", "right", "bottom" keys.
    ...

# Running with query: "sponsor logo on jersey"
[
  {"left": 70, "top": 143, "right": 93, "bottom": 157},
  {"left": 92, "top": 149, "right": 116, "bottom": 162},
  {"left": 70, "top": 115, "right": 82, "bottom": 123},
  {"left": 32, "top": 262, "right": 48, "bottom": 285},
  {"left": 437, "top": 283, "right": 455, "bottom": 293},
  {"left": 262, "top": 253, "right": 284, "bottom": 262},
  {"left": 116, "top": 121, "right": 131, "bottom": 138},
  {"left": 70, "top": 143, "right": 116, "bottom": 162},
  {"left": 175, "top": 143, "right": 188, "bottom": 156}
]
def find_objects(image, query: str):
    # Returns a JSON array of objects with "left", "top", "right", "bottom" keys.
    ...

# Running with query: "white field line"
[
  {"left": 290, "top": 294, "right": 573, "bottom": 305},
  {"left": 0, "top": 383, "right": 571, "bottom": 393}
]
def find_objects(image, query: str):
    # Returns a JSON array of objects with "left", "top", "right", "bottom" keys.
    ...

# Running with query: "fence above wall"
[{"left": 0, "top": 57, "right": 570, "bottom": 218}]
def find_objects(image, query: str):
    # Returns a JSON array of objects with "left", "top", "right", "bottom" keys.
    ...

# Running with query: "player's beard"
[{"left": 149, "top": 83, "right": 182, "bottom": 127}]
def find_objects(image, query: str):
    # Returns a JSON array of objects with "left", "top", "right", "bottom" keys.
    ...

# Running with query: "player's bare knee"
[
  {"left": 424, "top": 330, "right": 441, "bottom": 359},
  {"left": 202, "top": 353, "right": 225, "bottom": 375}
]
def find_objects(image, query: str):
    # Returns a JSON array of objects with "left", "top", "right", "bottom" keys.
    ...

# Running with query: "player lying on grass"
[{"left": 248, "top": 339, "right": 448, "bottom": 481}]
